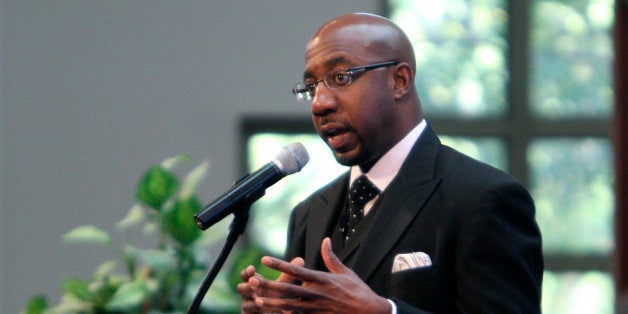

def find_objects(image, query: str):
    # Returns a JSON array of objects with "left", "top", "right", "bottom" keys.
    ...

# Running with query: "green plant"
[{"left": 23, "top": 156, "right": 277, "bottom": 314}]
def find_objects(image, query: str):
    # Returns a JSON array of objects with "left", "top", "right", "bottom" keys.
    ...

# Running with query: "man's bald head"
[{"left": 308, "top": 13, "right": 416, "bottom": 74}]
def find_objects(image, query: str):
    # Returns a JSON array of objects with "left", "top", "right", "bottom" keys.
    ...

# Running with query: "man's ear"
[{"left": 392, "top": 63, "right": 414, "bottom": 99}]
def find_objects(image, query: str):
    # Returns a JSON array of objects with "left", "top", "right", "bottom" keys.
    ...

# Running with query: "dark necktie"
[{"left": 344, "top": 175, "right": 380, "bottom": 243}]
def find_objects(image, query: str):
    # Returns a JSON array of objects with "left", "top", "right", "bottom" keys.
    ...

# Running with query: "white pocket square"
[{"left": 392, "top": 252, "right": 432, "bottom": 273}]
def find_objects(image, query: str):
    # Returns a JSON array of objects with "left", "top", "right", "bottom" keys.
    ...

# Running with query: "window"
[{"left": 243, "top": 0, "right": 615, "bottom": 312}]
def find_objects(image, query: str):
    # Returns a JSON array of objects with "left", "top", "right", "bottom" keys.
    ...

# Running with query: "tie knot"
[{"left": 348, "top": 175, "right": 380, "bottom": 208}]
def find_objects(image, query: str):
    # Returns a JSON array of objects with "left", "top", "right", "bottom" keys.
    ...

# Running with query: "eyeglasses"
[{"left": 292, "top": 61, "right": 399, "bottom": 102}]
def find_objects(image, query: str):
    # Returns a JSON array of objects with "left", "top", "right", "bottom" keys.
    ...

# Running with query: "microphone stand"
[{"left": 187, "top": 191, "right": 259, "bottom": 314}]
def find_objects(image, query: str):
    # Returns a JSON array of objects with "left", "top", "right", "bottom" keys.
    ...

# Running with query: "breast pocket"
[
  {"left": 389, "top": 266, "right": 436, "bottom": 287},
  {"left": 386, "top": 266, "right": 437, "bottom": 304}
]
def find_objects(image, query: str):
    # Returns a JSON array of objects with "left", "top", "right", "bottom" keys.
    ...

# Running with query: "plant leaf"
[
  {"left": 117, "top": 204, "right": 145, "bottom": 230},
  {"left": 89, "top": 275, "right": 125, "bottom": 308},
  {"left": 93, "top": 260, "right": 118, "bottom": 280},
  {"left": 62, "top": 278, "right": 91, "bottom": 301},
  {"left": 139, "top": 249, "right": 176, "bottom": 273},
  {"left": 104, "top": 279, "right": 147, "bottom": 311},
  {"left": 22, "top": 295, "right": 48, "bottom": 314},
  {"left": 142, "top": 221, "right": 159, "bottom": 235},
  {"left": 136, "top": 165, "right": 179, "bottom": 210},
  {"left": 162, "top": 197, "right": 202, "bottom": 246},
  {"left": 49, "top": 294, "right": 92, "bottom": 313},
  {"left": 179, "top": 159, "right": 210, "bottom": 199},
  {"left": 160, "top": 154, "right": 191, "bottom": 170},
  {"left": 63, "top": 226, "right": 111, "bottom": 245}
]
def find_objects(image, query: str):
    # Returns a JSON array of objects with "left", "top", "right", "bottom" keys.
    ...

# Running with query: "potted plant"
[{"left": 24, "top": 155, "right": 277, "bottom": 313}]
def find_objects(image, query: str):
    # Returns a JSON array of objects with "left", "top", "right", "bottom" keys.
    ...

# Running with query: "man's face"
[{"left": 303, "top": 26, "right": 398, "bottom": 169}]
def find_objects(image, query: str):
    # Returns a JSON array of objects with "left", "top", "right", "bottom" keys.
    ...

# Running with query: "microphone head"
[{"left": 273, "top": 142, "right": 310, "bottom": 175}]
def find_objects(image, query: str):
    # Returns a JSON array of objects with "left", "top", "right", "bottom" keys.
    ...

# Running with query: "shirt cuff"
[{"left": 387, "top": 298, "right": 397, "bottom": 314}]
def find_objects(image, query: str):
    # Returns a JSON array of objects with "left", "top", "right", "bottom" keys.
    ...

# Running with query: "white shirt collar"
[{"left": 350, "top": 119, "right": 427, "bottom": 192}]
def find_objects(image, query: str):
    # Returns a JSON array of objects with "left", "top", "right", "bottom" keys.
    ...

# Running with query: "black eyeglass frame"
[{"left": 292, "top": 60, "right": 399, "bottom": 102}]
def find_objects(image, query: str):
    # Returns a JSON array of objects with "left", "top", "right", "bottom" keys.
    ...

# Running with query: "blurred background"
[{"left": 1, "top": 1, "right": 624, "bottom": 313}]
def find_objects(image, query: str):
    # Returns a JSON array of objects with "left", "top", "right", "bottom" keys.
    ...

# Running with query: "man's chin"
[{"left": 332, "top": 150, "right": 362, "bottom": 167}]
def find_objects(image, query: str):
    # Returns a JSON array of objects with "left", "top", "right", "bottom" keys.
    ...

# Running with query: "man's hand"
[
  {"left": 237, "top": 256, "right": 305, "bottom": 313},
  {"left": 248, "top": 237, "right": 391, "bottom": 313}
]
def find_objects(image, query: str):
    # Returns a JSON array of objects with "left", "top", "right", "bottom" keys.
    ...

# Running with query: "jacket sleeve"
[{"left": 453, "top": 180, "right": 543, "bottom": 313}]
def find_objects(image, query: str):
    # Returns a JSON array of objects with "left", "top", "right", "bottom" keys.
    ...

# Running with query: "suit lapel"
[
  {"left": 347, "top": 126, "right": 443, "bottom": 281},
  {"left": 303, "top": 173, "right": 349, "bottom": 270}
]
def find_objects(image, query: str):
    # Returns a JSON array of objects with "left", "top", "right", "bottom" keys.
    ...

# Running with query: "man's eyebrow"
[
  {"left": 302, "top": 70, "right": 315, "bottom": 81},
  {"left": 302, "top": 56, "right": 352, "bottom": 80}
]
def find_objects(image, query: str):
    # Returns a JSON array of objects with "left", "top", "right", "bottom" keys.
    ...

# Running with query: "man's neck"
[{"left": 351, "top": 119, "right": 427, "bottom": 191}]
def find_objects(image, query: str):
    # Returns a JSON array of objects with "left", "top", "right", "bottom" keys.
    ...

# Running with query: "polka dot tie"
[{"left": 345, "top": 175, "right": 380, "bottom": 243}]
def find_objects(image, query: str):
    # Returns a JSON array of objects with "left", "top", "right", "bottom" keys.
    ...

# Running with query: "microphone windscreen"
[{"left": 273, "top": 142, "right": 309, "bottom": 175}]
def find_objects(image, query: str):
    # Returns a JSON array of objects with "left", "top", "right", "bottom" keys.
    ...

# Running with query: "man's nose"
[{"left": 311, "top": 84, "right": 338, "bottom": 116}]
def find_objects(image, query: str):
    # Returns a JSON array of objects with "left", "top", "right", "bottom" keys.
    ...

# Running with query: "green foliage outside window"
[
  {"left": 389, "top": 0, "right": 508, "bottom": 118},
  {"left": 530, "top": 138, "right": 614, "bottom": 253},
  {"left": 531, "top": 0, "right": 614, "bottom": 118}
]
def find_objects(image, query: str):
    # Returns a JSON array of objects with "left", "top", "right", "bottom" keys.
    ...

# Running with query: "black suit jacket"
[{"left": 286, "top": 125, "right": 543, "bottom": 313}]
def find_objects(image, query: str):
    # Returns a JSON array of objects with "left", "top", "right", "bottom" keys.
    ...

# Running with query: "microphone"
[{"left": 194, "top": 142, "right": 309, "bottom": 230}]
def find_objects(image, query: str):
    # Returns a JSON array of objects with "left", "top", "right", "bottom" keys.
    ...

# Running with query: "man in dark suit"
[{"left": 238, "top": 12, "right": 543, "bottom": 313}]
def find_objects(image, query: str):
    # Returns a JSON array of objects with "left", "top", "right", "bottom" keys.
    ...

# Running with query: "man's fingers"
[
  {"left": 240, "top": 265, "right": 256, "bottom": 281},
  {"left": 237, "top": 281, "right": 255, "bottom": 299},
  {"left": 276, "top": 257, "right": 306, "bottom": 283},
  {"left": 291, "top": 256, "right": 306, "bottom": 267},
  {"left": 250, "top": 275, "right": 321, "bottom": 300},
  {"left": 261, "top": 256, "right": 323, "bottom": 283},
  {"left": 255, "top": 296, "right": 323, "bottom": 313},
  {"left": 320, "top": 237, "right": 348, "bottom": 274}
]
